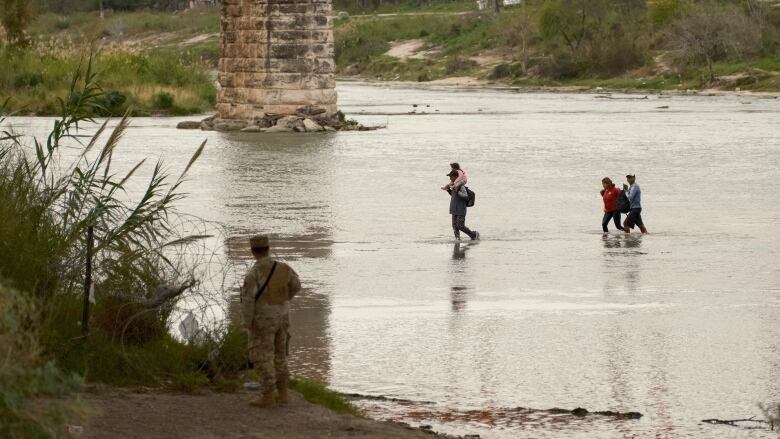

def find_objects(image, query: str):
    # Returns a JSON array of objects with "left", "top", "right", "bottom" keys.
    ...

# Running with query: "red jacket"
[{"left": 601, "top": 187, "right": 620, "bottom": 212}]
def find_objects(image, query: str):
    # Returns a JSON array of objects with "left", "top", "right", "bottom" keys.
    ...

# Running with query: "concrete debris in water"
[{"left": 177, "top": 107, "right": 381, "bottom": 132}]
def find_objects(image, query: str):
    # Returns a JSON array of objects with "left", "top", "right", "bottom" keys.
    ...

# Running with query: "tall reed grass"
[{"left": 0, "top": 55, "right": 249, "bottom": 438}]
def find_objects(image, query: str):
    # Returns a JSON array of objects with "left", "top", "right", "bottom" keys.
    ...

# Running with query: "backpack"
[
  {"left": 616, "top": 190, "right": 630, "bottom": 214},
  {"left": 465, "top": 187, "right": 476, "bottom": 207}
]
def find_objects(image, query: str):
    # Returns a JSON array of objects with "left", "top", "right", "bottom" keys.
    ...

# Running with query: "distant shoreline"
[{"left": 337, "top": 76, "right": 780, "bottom": 98}]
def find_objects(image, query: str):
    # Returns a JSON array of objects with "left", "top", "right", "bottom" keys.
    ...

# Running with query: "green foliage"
[
  {"left": 444, "top": 55, "right": 477, "bottom": 74},
  {"left": 647, "top": 0, "right": 687, "bottom": 26},
  {"left": 666, "top": 1, "right": 763, "bottom": 81},
  {"left": 54, "top": 18, "right": 71, "bottom": 30},
  {"left": 333, "top": 0, "right": 474, "bottom": 15},
  {"left": 13, "top": 72, "right": 44, "bottom": 88},
  {"left": 0, "top": 285, "right": 83, "bottom": 439},
  {"left": 0, "top": 47, "right": 216, "bottom": 116},
  {"left": 488, "top": 63, "right": 513, "bottom": 79},
  {"left": 0, "top": 0, "right": 35, "bottom": 46},
  {"left": 152, "top": 91, "right": 175, "bottom": 110},
  {"left": 289, "top": 379, "right": 362, "bottom": 417},
  {"left": 94, "top": 90, "right": 128, "bottom": 116}
]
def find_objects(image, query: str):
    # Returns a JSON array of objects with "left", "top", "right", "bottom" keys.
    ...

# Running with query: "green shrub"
[
  {"left": 152, "top": 91, "right": 175, "bottom": 109},
  {"left": 0, "top": 285, "right": 82, "bottom": 439},
  {"left": 94, "top": 90, "right": 128, "bottom": 116},
  {"left": 445, "top": 55, "right": 477, "bottom": 74},
  {"left": 488, "top": 63, "right": 512, "bottom": 79},
  {"left": 54, "top": 18, "right": 71, "bottom": 30},
  {"left": 648, "top": 0, "right": 687, "bottom": 27},
  {"left": 13, "top": 72, "right": 43, "bottom": 89}
]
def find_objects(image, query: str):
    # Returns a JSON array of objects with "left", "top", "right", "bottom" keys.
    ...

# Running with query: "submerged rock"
[
  {"left": 214, "top": 119, "right": 248, "bottom": 132},
  {"left": 176, "top": 121, "right": 201, "bottom": 129}
]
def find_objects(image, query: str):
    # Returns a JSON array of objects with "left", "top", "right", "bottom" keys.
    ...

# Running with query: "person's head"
[
  {"left": 249, "top": 235, "right": 270, "bottom": 259},
  {"left": 602, "top": 177, "right": 614, "bottom": 189},
  {"left": 447, "top": 170, "right": 459, "bottom": 182},
  {"left": 626, "top": 174, "right": 636, "bottom": 185},
  {"left": 450, "top": 162, "right": 460, "bottom": 171}
]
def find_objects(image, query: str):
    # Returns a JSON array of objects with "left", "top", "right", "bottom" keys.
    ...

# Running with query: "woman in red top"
[{"left": 600, "top": 177, "right": 622, "bottom": 233}]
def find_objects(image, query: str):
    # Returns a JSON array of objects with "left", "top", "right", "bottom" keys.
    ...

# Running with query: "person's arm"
[
  {"left": 457, "top": 184, "right": 469, "bottom": 199},
  {"left": 287, "top": 266, "right": 302, "bottom": 300},
  {"left": 240, "top": 272, "right": 256, "bottom": 334},
  {"left": 627, "top": 185, "right": 637, "bottom": 203}
]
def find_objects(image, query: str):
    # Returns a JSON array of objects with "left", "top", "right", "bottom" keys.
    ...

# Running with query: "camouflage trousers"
[{"left": 248, "top": 313, "right": 290, "bottom": 393}]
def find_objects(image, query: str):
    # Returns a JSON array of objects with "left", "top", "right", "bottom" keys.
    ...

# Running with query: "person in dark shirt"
[{"left": 444, "top": 170, "right": 479, "bottom": 241}]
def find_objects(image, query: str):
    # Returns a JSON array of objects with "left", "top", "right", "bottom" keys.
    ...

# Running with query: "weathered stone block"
[{"left": 218, "top": 0, "right": 337, "bottom": 120}]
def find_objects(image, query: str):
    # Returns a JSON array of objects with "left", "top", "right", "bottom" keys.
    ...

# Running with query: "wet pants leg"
[
  {"left": 452, "top": 215, "right": 475, "bottom": 240},
  {"left": 602, "top": 211, "right": 621, "bottom": 232}
]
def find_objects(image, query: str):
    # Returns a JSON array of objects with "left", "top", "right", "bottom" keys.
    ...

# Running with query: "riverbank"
[
  {"left": 337, "top": 76, "right": 780, "bottom": 98},
  {"left": 3, "top": 4, "right": 778, "bottom": 115},
  {"left": 76, "top": 389, "right": 451, "bottom": 439}
]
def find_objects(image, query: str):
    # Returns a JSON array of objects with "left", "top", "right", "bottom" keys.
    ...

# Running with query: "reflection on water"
[
  {"left": 450, "top": 242, "right": 473, "bottom": 312},
  {"left": 7, "top": 83, "right": 780, "bottom": 438}
]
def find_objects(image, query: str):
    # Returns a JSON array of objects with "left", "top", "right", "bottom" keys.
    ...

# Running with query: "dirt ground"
[{"left": 74, "top": 389, "right": 447, "bottom": 439}]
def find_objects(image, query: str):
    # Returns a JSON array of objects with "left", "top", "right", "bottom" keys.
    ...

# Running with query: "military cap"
[{"left": 249, "top": 235, "right": 269, "bottom": 249}]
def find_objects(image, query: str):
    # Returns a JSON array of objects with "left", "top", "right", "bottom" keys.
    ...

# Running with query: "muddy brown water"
[{"left": 6, "top": 83, "right": 780, "bottom": 438}]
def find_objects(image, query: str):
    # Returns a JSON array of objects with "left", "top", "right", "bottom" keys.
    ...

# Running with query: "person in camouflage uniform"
[{"left": 241, "top": 235, "right": 301, "bottom": 407}]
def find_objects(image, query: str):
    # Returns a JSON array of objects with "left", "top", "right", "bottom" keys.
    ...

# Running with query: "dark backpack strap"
[{"left": 254, "top": 261, "right": 278, "bottom": 302}]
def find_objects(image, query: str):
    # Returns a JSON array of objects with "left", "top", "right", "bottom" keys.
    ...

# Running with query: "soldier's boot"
[
  {"left": 276, "top": 377, "right": 289, "bottom": 404},
  {"left": 249, "top": 388, "right": 276, "bottom": 408}
]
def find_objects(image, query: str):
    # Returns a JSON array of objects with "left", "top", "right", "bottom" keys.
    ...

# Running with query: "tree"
[
  {"left": 0, "top": 0, "right": 34, "bottom": 46},
  {"left": 647, "top": 0, "right": 686, "bottom": 27},
  {"left": 499, "top": 2, "right": 533, "bottom": 72},
  {"left": 538, "top": 0, "right": 608, "bottom": 56},
  {"left": 667, "top": 2, "right": 761, "bottom": 82}
]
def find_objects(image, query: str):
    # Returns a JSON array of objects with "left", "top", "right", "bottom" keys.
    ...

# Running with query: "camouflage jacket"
[{"left": 240, "top": 257, "right": 301, "bottom": 330}]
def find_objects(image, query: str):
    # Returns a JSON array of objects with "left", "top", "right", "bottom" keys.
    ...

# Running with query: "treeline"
[
  {"left": 334, "top": 0, "right": 780, "bottom": 86},
  {"left": 33, "top": 0, "right": 214, "bottom": 14},
  {"left": 524, "top": 0, "right": 779, "bottom": 80}
]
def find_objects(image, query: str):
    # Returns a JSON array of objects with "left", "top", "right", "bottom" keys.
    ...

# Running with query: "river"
[{"left": 6, "top": 82, "right": 780, "bottom": 438}]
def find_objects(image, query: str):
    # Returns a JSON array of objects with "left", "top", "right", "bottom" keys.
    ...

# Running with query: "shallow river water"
[{"left": 7, "top": 83, "right": 780, "bottom": 438}]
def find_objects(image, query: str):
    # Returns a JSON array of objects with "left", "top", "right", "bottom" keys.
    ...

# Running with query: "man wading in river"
[
  {"left": 444, "top": 170, "right": 479, "bottom": 241},
  {"left": 241, "top": 235, "right": 301, "bottom": 407},
  {"left": 622, "top": 174, "right": 648, "bottom": 234}
]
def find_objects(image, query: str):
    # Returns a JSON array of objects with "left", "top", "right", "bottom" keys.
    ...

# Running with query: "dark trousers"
[
  {"left": 452, "top": 215, "right": 475, "bottom": 240},
  {"left": 624, "top": 208, "right": 644, "bottom": 229},
  {"left": 602, "top": 210, "right": 622, "bottom": 232}
]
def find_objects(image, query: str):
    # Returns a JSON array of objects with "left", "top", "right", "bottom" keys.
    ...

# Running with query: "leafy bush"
[
  {"left": 648, "top": 0, "right": 687, "bottom": 27},
  {"left": 94, "top": 90, "right": 128, "bottom": 116},
  {"left": 13, "top": 72, "right": 43, "bottom": 88},
  {"left": 54, "top": 18, "right": 71, "bottom": 30},
  {"left": 152, "top": 91, "right": 175, "bottom": 109},
  {"left": 445, "top": 55, "right": 477, "bottom": 74},
  {"left": 488, "top": 63, "right": 512, "bottom": 79},
  {"left": 0, "top": 285, "right": 82, "bottom": 439}
]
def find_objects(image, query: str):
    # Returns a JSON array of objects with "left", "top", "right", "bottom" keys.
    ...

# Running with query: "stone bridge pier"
[{"left": 217, "top": 0, "right": 337, "bottom": 120}]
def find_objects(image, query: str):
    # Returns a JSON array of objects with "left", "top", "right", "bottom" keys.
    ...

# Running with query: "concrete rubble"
[{"left": 177, "top": 105, "right": 378, "bottom": 132}]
